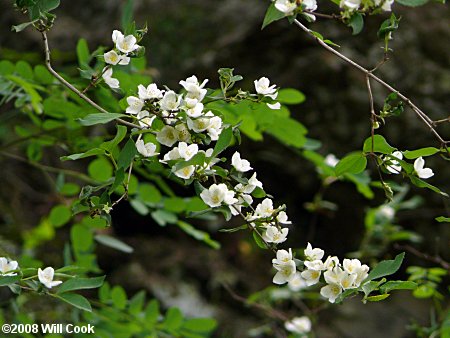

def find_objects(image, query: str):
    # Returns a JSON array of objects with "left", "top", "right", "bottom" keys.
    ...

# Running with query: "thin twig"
[
  {"left": 222, "top": 283, "right": 290, "bottom": 321},
  {"left": 293, "top": 19, "right": 449, "bottom": 152},
  {"left": 41, "top": 31, "right": 141, "bottom": 130},
  {"left": 394, "top": 243, "right": 450, "bottom": 271}
]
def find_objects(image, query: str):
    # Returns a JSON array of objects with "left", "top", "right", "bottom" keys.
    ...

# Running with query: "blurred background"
[{"left": 0, "top": 0, "right": 449, "bottom": 337}]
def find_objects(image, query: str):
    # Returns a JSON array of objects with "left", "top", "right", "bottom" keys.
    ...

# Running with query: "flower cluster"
[
  {"left": 272, "top": 244, "right": 370, "bottom": 303},
  {"left": 102, "top": 30, "right": 141, "bottom": 89},
  {"left": 383, "top": 152, "right": 434, "bottom": 179}
]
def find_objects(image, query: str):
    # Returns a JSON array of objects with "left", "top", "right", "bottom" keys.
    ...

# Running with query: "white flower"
[
  {"left": 304, "top": 242, "right": 324, "bottom": 261},
  {"left": 262, "top": 225, "right": 289, "bottom": 244},
  {"left": 267, "top": 102, "right": 281, "bottom": 110},
  {"left": 38, "top": 267, "right": 62, "bottom": 289},
  {"left": 156, "top": 126, "right": 179, "bottom": 147},
  {"left": 277, "top": 211, "right": 292, "bottom": 224},
  {"left": 206, "top": 115, "right": 223, "bottom": 141},
  {"left": 273, "top": 260, "right": 297, "bottom": 285},
  {"left": 325, "top": 154, "right": 339, "bottom": 167},
  {"left": 272, "top": 248, "right": 293, "bottom": 266},
  {"left": 300, "top": 268, "right": 321, "bottom": 286},
  {"left": 160, "top": 91, "right": 182, "bottom": 111},
  {"left": 180, "top": 75, "right": 208, "bottom": 101},
  {"left": 104, "top": 50, "right": 129, "bottom": 65},
  {"left": 274, "top": 0, "right": 297, "bottom": 16},
  {"left": 378, "top": 205, "right": 395, "bottom": 220},
  {"left": 102, "top": 67, "right": 120, "bottom": 89},
  {"left": 125, "top": 96, "right": 144, "bottom": 115},
  {"left": 136, "top": 139, "right": 158, "bottom": 157},
  {"left": 242, "top": 172, "right": 263, "bottom": 193},
  {"left": 339, "top": 271, "right": 357, "bottom": 290},
  {"left": 255, "top": 198, "right": 274, "bottom": 218},
  {"left": 342, "top": 258, "right": 362, "bottom": 275},
  {"left": 288, "top": 272, "right": 308, "bottom": 291},
  {"left": 231, "top": 152, "right": 252, "bottom": 172},
  {"left": 254, "top": 77, "right": 278, "bottom": 99},
  {"left": 354, "top": 264, "right": 370, "bottom": 286},
  {"left": 320, "top": 283, "right": 342, "bottom": 303},
  {"left": 0, "top": 257, "right": 18, "bottom": 276},
  {"left": 178, "top": 142, "right": 198, "bottom": 161},
  {"left": 385, "top": 151, "right": 403, "bottom": 174},
  {"left": 137, "top": 110, "right": 155, "bottom": 128},
  {"left": 174, "top": 165, "right": 195, "bottom": 179},
  {"left": 187, "top": 117, "right": 211, "bottom": 133},
  {"left": 323, "top": 255, "right": 339, "bottom": 270},
  {"left": 200, "top": 183, "right": 237, "bottom": 208},
  {"left": 161, "top": 147, "right": 181, "bottom": 163},
  {"left": 285, "top": 316, "right": 312, "bottom": 335},
  {"left": 186, "top": 102, "right": 204, "bottom": 118},
  {"left": 138, "top": 83, "right": 164, "bottom": 100},
  {"left": 175, "top": 123, "right": 191, "bottom": 142},
  {"left": 303, "top": 0, "right": 318, "bottom": 21},
  {"left": 375, "top": 0, "right": 394, "bottom": 11},
  {"left": 414, "top": 157, "right": 434, "bottom": 179},
  {"left": 113, "top": 30, "right": 139, "bottom": 54},
  {"left": 323, "top": 267, "right": 343, "bottom": 285},
  {"left": 340, "top": 0, "right": 361, "bottom": 11},
  {"left": 304, "top": 259, "right": 325, "bottom": 271}
]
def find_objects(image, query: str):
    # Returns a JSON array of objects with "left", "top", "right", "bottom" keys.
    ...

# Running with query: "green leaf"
[
  {"left": 11, "top": 21, "right": 36, "bottom": 32},
  {"left": 362, "top": 135, "right": 396, "bottom": 154},
  {"left": 145, "top": 299, "right": 160, "bottom": 325},
  {"left": 111, "top": 286, "right": 127, "bottom": 309},
  {"left": 55, "top": 293, "right": 92, "bottom": 312},
  {"left": 219, "top": 224, "right": 248, "bottom": 233},
  {"left": 380, "top": 280, "right": 417, "bottom": 293},
  {"left": 435, "top": 216, "right": 450, "bottom": 223},
  {"left": 409, "top": 175, "right": 448, "bottom": 197},
  {"left": 151, "top": 210, "right": 177, "bottom": 226},
  {"left": 77, "top": 113, "right": 127, "bottom": 126},
  {"left": 138, "top": 184, "right": 162, "bottom": 203},
  {"left": 57, "top": 276, "right": 105, "bottom": 294},
  {"left": 335, "top": 152, "right": 367, "bottom": 176},
  {"left": 95, "top": 234, "right": 134, "bottom": 253},
  {"left": 348, "top": 13, "right": 364, "bottom": 35},
  {"left": 121, "top": 0, "right": 134, "bottom": 31},
  {"left": 366, "top": 252, "right": 405, "bottom": 281},
  {"left": 261, "top": 3, "right": 286, "bottom": 30},
  {"left": 267, "top": 117, "right": 307, "bottom": 148},
  {"left": 212, "top": 127, "right": 233, "bottom": 157},
  {"left": 39, "top": 0, "right": 60, "bottom": 12},
  {"left": 366, "top": 294, "right": 390, "bottom": 302},
  {"left": 277, "top": 88, "right": 306, "bottom": 105},
  {"left": 0, "top": 275, "right": 21, "bottom": 286},
  {"left": 182, "top": 318, "right": 217, "bottom": 334},
  {"left": 88, "top": 157, "right": 113, "bottom": 182},
  {"left": 101, "top": 125, "right": 128, "bottom": 152},
  {"left": 162, "top": 307, "right": 183, "bottom": 331},
  {"left": 61, "top": 148, "right": 105, "bottom": 161},
  {"left": 252, "top": 231, "right": 267, "bottom": 249},
  {"left": 176, "top": 221, "right": 220, "bottom": 249},
  {"left": 117, "top": 139, "right": 137, "bottom": 169},
  {"left": 396, "top": 0, "right": 429, "bottom": 6},
  {"left": 76, "top": 38, "right": 90, "bottom": 67},
  {"left": 128, "top": 290, "right": 146, "bottom": 315},
  {"left": 403, "top": 147, "right": 441, "bottom": 159},
  {"left": 48, "top": 205, "right": 72, "bottom": 227},
  {"left": 171, "top": 152, "right": 206, "bottom": 172}
]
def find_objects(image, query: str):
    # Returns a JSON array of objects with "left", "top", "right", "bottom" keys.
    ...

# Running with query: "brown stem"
[
  {"left": 41, "top": 32, "right": 141, "bottom": 130},
  {"left": 394, "top": 243, "right": 450, "bottom": 271}
]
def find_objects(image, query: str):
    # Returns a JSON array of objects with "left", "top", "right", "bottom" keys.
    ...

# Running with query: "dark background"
[{"left": 0, "top": 0, "right": 449, "bottom": 337}]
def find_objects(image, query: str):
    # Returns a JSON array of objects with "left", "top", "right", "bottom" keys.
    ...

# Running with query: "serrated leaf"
[
  {"left": 366, "top": 252, "right": 405, "bottom": 282},
  {"left": 55, "top": 293, "right": 92, "bottom": 312},
  {"left": 78, "top": 113, "right": 127, "bottom": 126},
  {"left": 57, "top": 276, "right": 105, "bottom": 294}
]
